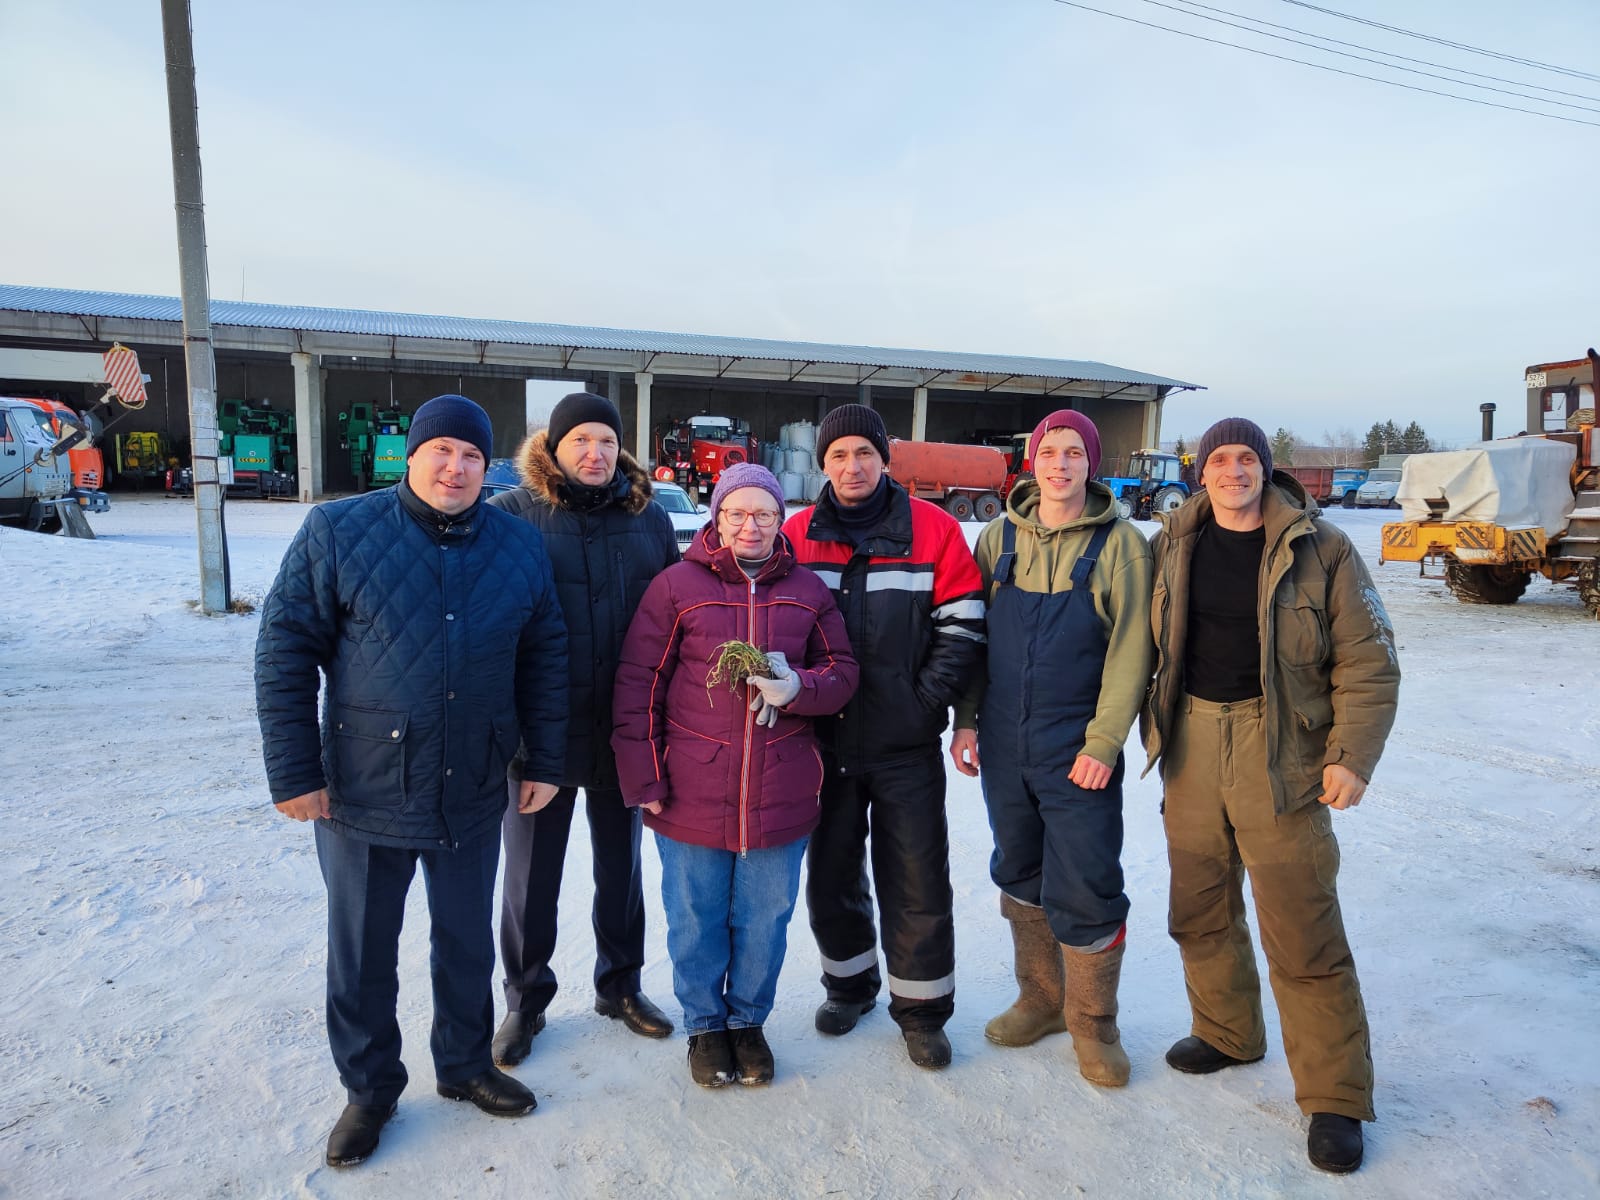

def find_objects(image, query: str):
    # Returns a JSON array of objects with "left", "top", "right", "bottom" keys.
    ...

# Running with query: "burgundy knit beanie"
[
  {"left": 816, "top": 403, "right": 891, "bottom": 467},
  {"left": 1196, "top": 417, "right": 1273, "bottom": 480},
  {"left": 1027, "top": 409, "right": 1102, "bottom": 477}
]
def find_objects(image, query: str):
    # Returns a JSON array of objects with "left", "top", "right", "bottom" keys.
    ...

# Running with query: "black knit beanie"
[
  {"left": 547, "top": 392, "right": 623, "bottom": 452},
  {"left": 816, "top": 403, "right": 891, "bottom": 467},
  {"left": 1196, "top": 416, "right": 1273, "bottom": 480},
  {"left": 405, "top": 394, "right": 493, "bottom": 461}
]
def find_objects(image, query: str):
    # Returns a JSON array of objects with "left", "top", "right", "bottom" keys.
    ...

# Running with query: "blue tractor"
[{"left": 1101, "top": 449, "right": 1195, "bottom": 520}]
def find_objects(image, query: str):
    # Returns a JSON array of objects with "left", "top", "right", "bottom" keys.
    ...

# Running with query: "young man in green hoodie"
[{"left": 951, "top": 410, "right": 1154, "bottom": 1086}]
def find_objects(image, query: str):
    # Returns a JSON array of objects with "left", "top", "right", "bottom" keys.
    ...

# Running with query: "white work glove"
[{"left": 746, "top": 651, "right": 800, "bottom": 727}]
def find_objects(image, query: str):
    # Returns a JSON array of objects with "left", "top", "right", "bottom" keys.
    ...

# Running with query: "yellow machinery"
[{"left": 1380, "top": 374, "right": 1599, "bottom": 616}]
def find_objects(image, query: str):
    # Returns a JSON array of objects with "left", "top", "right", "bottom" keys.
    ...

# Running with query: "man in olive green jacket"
[
  {"left": 1142, "top": 417, "right": 1399, "bottom": 1175},
  {"left": 952, "top": 410, "right": 1153, "bottom": 1087}
]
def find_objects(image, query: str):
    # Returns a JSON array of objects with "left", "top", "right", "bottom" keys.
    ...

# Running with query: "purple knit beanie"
[
  {"left": 709, "top": 462, "right": 785, "bottom": 519},
  {"left": 1196, "top": 417, "right": 1273, "bottom": 480}
]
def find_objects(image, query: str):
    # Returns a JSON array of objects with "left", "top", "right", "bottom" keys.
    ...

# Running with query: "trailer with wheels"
[
  {"left": 1380, "top": 382, "right": 1600, "bottom": 618},
  {"left": 885, "top": 438, "right": 1008, "bottom": 522}
]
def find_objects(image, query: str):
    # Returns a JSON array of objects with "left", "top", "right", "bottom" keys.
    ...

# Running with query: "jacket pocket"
[
  {"left": 1274, "top": 580, "right": 1329, "bottom": 668},
  {"left": 765, "top": 734, "right": 825, "bottom": 806},
  {"left": 665, "top": 736, "right": 724, "bottom": 800},
  {"left": 481, "top": 716, "right": 520, "bottom": 788},
  {"left": 329, "top": 705, "right": 408, "bottom": 808}
]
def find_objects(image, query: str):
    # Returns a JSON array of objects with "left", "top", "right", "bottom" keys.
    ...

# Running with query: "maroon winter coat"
[{"left": 612, "top": 525, "right": 858, "bottom": 853}]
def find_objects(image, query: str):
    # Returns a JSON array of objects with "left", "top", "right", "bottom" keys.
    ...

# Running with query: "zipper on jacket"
[{"left": 737, "top": 575, "right": 758, "bottom": 857}]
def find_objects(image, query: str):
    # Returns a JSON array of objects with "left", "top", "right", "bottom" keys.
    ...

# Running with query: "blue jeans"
[{"left": 655, "top": 834, "right": 807, "bottom": 1034}]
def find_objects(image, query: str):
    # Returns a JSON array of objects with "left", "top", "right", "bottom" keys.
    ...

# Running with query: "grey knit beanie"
[
  {"left": 816, "top": 403, "right": 891, "bottom": 467},
  {"left": 1196, "top": 417, "right": 1273, "bottom": 480}
]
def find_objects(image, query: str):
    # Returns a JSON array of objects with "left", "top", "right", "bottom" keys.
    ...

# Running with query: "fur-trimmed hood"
[{"left": 514, "top": 429, "right": 654, "bottom": 515}]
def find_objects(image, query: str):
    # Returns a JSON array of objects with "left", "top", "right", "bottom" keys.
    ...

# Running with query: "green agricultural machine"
[
  {"left": 338, "top": 403, "right": 411, "bottom": 492},
  {"left": 218, "top": 399, "right": 296, "bottom": 497}
]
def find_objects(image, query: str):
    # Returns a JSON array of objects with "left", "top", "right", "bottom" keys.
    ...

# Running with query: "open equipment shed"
[{"left": 0, "top": 283, "right": 1201, "bottom": 500}]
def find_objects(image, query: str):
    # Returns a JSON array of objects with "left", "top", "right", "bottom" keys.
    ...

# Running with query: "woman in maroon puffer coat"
[{"left": 613, "top": 463, "right": 857, "bottom": 1090}]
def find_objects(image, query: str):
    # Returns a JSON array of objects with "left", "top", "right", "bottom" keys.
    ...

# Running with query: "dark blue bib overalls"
[{"left": 977, "top": 518, "right": 1130, "bottom": 949}]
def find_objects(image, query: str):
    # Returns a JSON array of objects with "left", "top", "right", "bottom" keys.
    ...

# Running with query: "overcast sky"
[{"left": 5, "top": 0, "right": 1597, "bottom": 446}]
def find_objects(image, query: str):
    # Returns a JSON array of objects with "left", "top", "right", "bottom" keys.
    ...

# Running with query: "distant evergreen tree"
[
  {"left": 1362, "top": 422, "right": 1387, "bottom": 467},
  {"left": 1270, "top": 427, "right": 1296, "bottom": 467},
  {"left": 1400, "top": 421, "right": 1431, "bottom": 453},
  {"left": 1174, "top": 436, "right": 1188, "bottom": 457}
]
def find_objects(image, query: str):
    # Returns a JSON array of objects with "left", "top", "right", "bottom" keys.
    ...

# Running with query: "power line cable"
[
  {"left": 1131, "top": 0, "right": 1600, "bottom": 114},
  {"left": 1046, "top": 0, "right": 1600, "bottom": 129},
  {"left": 1274, "top": 0, "right": 1600, "bottom": 83},
  {"left": 1169, "top": 0, "right": 1600, "bottom": 103}
]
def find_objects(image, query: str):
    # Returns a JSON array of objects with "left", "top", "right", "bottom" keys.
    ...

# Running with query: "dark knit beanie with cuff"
[
  {"left": 1196, "top": 417, "right": 1274, "bottom": 480},
  {"left": 405, "top": 394, "right": 494, "bottom": 461},
  {"left": 816, "top": 403, "right": 891, "bottom": 467},
  {"left": 547, "top": 392, "right": 623, "bottom": 452}
]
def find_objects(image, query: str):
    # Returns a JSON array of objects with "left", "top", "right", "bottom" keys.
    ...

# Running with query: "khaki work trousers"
[{"left": 1162, "top": 694, "right": 1374, "bottom": 1121}]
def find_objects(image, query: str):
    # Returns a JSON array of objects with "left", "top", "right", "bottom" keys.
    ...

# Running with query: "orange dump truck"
[{"left": 886, "top": 438, "right": 1009, "bottom": 521}]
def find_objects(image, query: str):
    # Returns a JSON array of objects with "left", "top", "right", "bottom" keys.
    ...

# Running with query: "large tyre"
[
  {"left": 1445, "top": 561, "right": 1531, "bottom": 605},
  {"left": 1341, "top": 490, "right": 1357, "bottom": 509},
  {"left": 1152, "top": 486, "right": 1186, "bottom": 514},
  {"left": 945, "top": 493, "right": 975, "bottom": 522},
  {"left": 1115, "top": 496, "right": 1134, "bottom": 521},
  {"left": 1577, "top": 562, "right": 1600, "bottom": 620},
  {"left": 973, "top": 492, "right": 1003, "bottom": 521}
]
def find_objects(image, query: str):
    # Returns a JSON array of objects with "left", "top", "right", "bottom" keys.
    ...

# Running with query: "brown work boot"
[
  {"left": 985, "top": 893, "right": 1067, "bottom": 1047},
  {"left": 1062, "top": 938, "right": 1130, "bottom": 1087}
]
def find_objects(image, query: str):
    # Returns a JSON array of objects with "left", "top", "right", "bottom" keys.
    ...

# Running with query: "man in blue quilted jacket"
[{"left": 255, "top": 395, "right": 568, "bottom": 1169}]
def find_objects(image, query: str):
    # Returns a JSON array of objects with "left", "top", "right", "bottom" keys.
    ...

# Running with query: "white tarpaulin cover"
[{"left": 1397, "top": 438, "right": 1576, "bottom": 536}]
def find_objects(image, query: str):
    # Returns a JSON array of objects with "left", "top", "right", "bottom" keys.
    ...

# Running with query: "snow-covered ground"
[{"left": 2, "top": 495, "right": 1596, "bottom": 1200}]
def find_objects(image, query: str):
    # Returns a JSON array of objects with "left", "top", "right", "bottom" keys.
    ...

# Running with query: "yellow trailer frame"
[{"left": 1380, "top": 520, "right": 1548, "bottom": 571}]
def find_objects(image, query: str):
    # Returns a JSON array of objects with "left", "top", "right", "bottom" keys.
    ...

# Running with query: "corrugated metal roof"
[{"left": 0, "top": 283, "right": 1200, "bottom": 389}]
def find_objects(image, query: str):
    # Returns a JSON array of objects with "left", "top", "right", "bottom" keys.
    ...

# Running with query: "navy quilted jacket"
[{"left": 254, "top": 484, "right": 568, "bottom": 849}]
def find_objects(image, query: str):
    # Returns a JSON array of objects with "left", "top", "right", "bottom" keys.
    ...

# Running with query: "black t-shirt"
[{"left": 1184, "top": 520, "right": 1265, "bottom": 702}]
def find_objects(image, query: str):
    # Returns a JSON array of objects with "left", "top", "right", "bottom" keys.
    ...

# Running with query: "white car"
[{"left": 651, "top": 480, "right": 708, "bottom": 548}]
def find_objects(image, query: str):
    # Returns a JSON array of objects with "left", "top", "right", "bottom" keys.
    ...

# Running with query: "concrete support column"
[
  {"left": 858, "top": 383, "right": 873, "bottom": 409},
  {"left": 1141, "top": 392, "right": 1164, "bottom": 450},
  {"left": 911, "top": 386, "right": 929, "bottom": 442},
  {"left": 291, "top": 351, "right": 325, "bottom": 502},
  {"left": 634, "top": 371, "right": 654, "bottom": 465}
]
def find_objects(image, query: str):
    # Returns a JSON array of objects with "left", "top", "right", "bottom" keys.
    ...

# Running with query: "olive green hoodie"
[{"left": 954, "top": 478, "right": 1155, "bottom": 768}]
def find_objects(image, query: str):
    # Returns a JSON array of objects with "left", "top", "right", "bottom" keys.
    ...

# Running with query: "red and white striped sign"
[{"left": 102, "top": 343, "right": 148, "bottom": 409}]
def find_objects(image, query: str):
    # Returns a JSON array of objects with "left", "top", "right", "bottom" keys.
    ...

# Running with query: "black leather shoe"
[
  {"left": 325, "top": 1101, "right": 396, "bottom": 1167},
  {"left": 436, "top": 1068, "right": 537, "bottom": 1116},
  {"left": 1164, "top": 1035, "right": 1265, "bottom": 1075},
  {"left": 730, "top": 1026, "right": 775, "bottom": 1086},
  {"left": 687, "top": 1031, "right": 736, "bottom": 1088},
  {"left": 814, "top": 998, "right": 875, "bottom": 1036},
  {"left": 596, "top": 992, "right": 674, "bottom": 1038},
  {"left": 492, "top": 1009, "right": 546, "bottom": 1067},
  {"left": 1308, "top": 1113, "right": 1364, "bottom": 1173},
  {"left": 903, "top": 1028, "right": 952, "bottom": 1070}
]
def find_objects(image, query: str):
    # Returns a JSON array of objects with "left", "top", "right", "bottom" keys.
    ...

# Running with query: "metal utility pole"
[{"left": 160, "top": 0, "right": 231, "bottom": 613}]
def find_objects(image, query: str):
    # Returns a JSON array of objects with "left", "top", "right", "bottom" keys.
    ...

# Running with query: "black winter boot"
[
  {"left": 1165, "top": 1035, "right": 1265, "bottom": 1075},
  {"left": 687, "top": 1031, "right": 736, "bottom": 1088},
  {"left": 730, "top": 1027, "right": 775, "bottom": 1086},
  {"left": 814, "top": 997, "right": 875, "bottom": 1036},
  {"left": 902, "top": 1027, "right": 952, "bottom": 1070},
  {"left": 492, "top": 1009, "right": 546, "bottom": 1067},
  {"left": 436, "top": 1068, "right": 537, "bottom": 1116},
  {"left": 1308, "top": 1113, "right": 1364, "bottom": 1173},
  {"left": 325, "top": 1102, "right": 396, "bottom": 1168}
]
